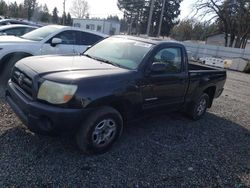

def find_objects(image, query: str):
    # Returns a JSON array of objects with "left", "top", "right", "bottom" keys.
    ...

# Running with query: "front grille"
[{"left": 11, "top": 69, "right": 33, "bottom": 98}]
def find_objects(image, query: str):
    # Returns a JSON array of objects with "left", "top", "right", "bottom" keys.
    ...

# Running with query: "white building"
[{"left": 73, "top": 18, "right": 120, "bottom": 35}]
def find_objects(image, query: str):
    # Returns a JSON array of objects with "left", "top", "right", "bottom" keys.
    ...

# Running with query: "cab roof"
[{"left": 113, "top": 35, "right": 182, "bottom": 46}]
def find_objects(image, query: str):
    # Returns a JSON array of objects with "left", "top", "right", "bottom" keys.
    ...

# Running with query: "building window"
[
  {"left": 86, "top": 24, "right": 95, "bottom": 30},
  {"left": 90, "top": 24, "right": 95, "bottom": 30},
  {"left": 109, "top": 28, "right": 116, "bottom": 35},
  {"left": 97, "top": 25, "right": 102, "bottom": 32},
  {"left": 73, "top": 23, "right": 81, "bottom": 28}
]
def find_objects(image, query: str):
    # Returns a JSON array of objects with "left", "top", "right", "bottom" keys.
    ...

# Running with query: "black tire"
[
  {"left": 0, "top": 55, "right": 25, "bottom": 86},
  {"left": 187, "top": 93, "right": 209, "bottom": 120},
  {"left": 76, "top": 106, "right": 123, "bottom": 154}
]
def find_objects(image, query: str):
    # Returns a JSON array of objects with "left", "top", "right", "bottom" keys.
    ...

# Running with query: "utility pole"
[
  {"left": 157, "top": 0, "right": 166, "bottom": 37},
  {"left": 146, "top": 0, "right": 155, "bottom": 36},
  {"left": 63, "top": 0, "right": 66, "bottom": 25}
]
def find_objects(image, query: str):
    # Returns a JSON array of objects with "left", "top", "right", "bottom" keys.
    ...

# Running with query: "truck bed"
[
  {"left": 186, "top": 62, "right": 227, "bottom": 101},
  {"left": 188, "top": 62, "right": 225, "bottom": 73}
]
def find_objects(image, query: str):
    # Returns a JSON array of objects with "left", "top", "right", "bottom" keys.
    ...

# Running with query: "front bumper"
[{"left": 6, "top": 81, "right": 89, "bottom": 135}]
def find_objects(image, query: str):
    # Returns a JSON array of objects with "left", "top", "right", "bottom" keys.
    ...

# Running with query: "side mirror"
[
  {"left": 85, "top": 45, "right": 92, "bottom": 52},
  {"left": 151, "top": 62, "right": 166, "bottom": 73},
  {"left": 81, "top": 45, "right": 92, "bottom": 55},
  {"left": 51, "top": 38, "right": 62, "bottom": 47}
]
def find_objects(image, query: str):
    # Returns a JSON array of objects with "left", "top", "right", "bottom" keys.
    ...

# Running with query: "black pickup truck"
[{"left": 6, "top": 36, "right": 226, "bottom": 154}]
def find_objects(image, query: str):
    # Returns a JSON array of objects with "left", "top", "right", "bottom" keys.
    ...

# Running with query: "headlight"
[{"left": 37, "top": 80, "right": 78, "bottom": 104}]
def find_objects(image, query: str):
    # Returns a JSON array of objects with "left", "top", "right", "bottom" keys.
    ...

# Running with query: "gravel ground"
[{"left": 0, "top": 70, "right": 249, "bottom": 187}]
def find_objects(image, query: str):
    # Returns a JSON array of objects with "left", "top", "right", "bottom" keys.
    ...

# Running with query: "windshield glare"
[
  {"left": 21, "top": 26, "right": 61, "bottom": 41},
  {"left": 84, "top": 38, "right": 153, "bottom": 70}
]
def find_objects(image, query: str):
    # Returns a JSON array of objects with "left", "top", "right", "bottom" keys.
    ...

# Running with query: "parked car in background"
[
  {"left": 0, "top": 24, "right": 38, "bottom": 36},
  {"left": 0, "top": 19, "right": 42, "bottom": 27},
  {"left": 6, "top": 36, "right": 226, "bottom": 154},
  {"left": 0, "top": 25, "right": 107, "bottom": 84}
]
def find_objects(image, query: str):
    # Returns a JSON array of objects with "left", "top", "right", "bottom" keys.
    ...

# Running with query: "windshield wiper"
[
  {"left": 97, "top": 58, "right": 123, "bottom": 68},
  {"left": 83, "top": 54, "right": 94, "bottom": 59},
  {"left": 84, "top": 54, "right": 123, "bottom": 68}
]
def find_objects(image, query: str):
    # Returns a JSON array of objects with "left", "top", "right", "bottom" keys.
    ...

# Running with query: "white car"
[
  {"left": 0, "top": 19, "right": 42, "bottom": 27},
  {"left": 0, "top": 25, "right": 107, "bottom": 83},
  {"left": 0, "top": 24, "right": 38, "bottom": 36}
]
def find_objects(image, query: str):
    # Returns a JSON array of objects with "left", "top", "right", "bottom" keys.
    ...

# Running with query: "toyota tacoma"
[{"left": 6, "top": 36, "right": 226, "bottom": 154}]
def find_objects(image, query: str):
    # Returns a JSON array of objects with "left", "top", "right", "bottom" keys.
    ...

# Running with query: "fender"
[
  {"left": 86, "top": 94, "right": 143, "bottom": 120},
  {"left": 189, "top": 82, "right": 217, "bottom": 106},
  {"left": 0, "top": 52, "right": 33, "bottom": 72}
]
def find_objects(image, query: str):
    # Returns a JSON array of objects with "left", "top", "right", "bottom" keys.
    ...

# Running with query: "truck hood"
[
  {"left": 16, "top": 55, "right": 130, "bottom": 81},
  {"left": 0, "top": 35, "right": 35, "bottom": 43}
]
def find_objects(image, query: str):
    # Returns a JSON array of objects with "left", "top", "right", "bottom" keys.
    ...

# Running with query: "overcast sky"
[{"left": 9, "top": 0, "right": 196, "bottom": 20}]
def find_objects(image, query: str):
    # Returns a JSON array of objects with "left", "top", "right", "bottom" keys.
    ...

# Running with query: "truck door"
[{"left": 143, "top": 46, "right": 189, "bottom": 109}]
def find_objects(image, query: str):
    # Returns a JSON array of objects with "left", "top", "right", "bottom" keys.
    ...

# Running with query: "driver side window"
[
  {"left": 53, "top": 31, "right": 77, "bottom": 45},
  {"left": 154, "top": 47, "right": 182, "bottom": 73},
  {"left": 4, "top": 27, "right": 26, "bottom": 36}
]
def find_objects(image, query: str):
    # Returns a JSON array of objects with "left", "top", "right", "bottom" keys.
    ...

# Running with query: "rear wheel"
[
  {"left": 76, "top": 106, "right": 123, "bottom": 154},
  {"left": 187, "top": 93, "right": 209, "bottom": 120}
]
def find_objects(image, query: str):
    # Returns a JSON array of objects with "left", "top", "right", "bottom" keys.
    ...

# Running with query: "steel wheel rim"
[
  {"left": 92, "top": 118, "right": 117, "bottom": 148},
  {"left": 197, "top": 98, "right": 207, "bottom": 116}
]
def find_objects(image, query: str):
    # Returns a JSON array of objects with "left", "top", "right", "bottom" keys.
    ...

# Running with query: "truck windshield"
[
  {"left": 21, "top": 25, "right": 63, "bottom": 41},
  {"left": 84, "top": 37, "right": 154, "bottom": 70}
]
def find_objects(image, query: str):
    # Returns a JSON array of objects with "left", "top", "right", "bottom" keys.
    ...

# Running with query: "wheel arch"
[
  {"left": 203, "top": 86, "right": 216, "bottom": 108},
  {"left": 86, "top": 97, "right": 137, "bottom": 121},
  {"left": 0, "top": 52, "right": 33, "bottom": 72}
]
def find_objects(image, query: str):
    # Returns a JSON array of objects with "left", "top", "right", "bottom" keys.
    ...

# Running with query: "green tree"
[
  {"left": 118, "top": 0, "right": 182, "bottom": 36},
  {"left": 66, "top": 13, "right": 72, "bottom": 26},
  {"left": 145, "top": 0, "right": 182, "bottom": 36},
  {"left": 41, "top": 4, "right": 50, "bottom": 23},
  {"left": 120, "top": 18, "right": 128, "bottom": 33},
  {"left": 170, "top": 19, "right": 220, "bottom": 41},
  {"left": 52, "top": 7, "right": 59, "bottom": 24},
  {"left": 170, "top": 19, "right": 193, "bottom": 41},
  {"left": 117, "top": 0, "right": 145, "bottom": 35},
  {"left": 18, "top": 4, "right": 26, "bottom": 18},
  {"left": 61, "top": 11, "right": 66, "bottom": 25},
  {"left": 0, "top": 0, "right": 8, "bottom": 16},
  {"left": 24, "top": 0, "right": 38, "bottom": 20},
  {"left": 107, "top": 15, "right": 119, "bottom": 22},
  {"left": 8, "top": 2, "right": 19, "bottom": 18}
]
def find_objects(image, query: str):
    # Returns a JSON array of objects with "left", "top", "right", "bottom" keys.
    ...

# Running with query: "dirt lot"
[{"left": 0, "top": 70, "right": 249, "bottom": 187}]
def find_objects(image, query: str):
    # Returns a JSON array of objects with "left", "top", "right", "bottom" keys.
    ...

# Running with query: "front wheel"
[
  {"left": 76, "top": 106, "right": 123, "bottom": 154},
  {"left": 187, "top": 93, "right": 209, "bottom": 120}
]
